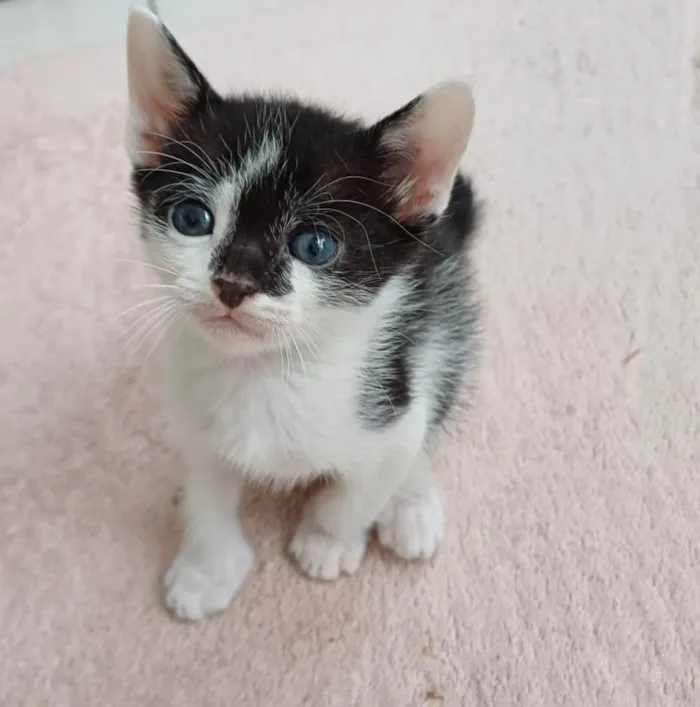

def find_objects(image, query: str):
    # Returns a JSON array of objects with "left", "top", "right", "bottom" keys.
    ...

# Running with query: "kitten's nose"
[{"left": 212, "top": 278, "right": 256, "bottom": 310}]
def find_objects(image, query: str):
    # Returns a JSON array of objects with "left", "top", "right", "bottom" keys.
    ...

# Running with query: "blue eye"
[
  {"left": 288, "top": 231, "right": 338, "bottom": 266},
  {"left": 170, "top": 200, "right": 214, "bottom": 237}
]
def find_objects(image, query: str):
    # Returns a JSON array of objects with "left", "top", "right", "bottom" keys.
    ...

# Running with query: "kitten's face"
[
  {"left": 126, "top": 7, "right": 474, "bottom": 354},
  {"left": 133, "top": 103, "right": 417, "bottom": 351}
]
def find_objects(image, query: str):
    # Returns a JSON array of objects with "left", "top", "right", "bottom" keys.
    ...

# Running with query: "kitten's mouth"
[{"left": 203, "top": 311, "right": 264, "bottom": 337}]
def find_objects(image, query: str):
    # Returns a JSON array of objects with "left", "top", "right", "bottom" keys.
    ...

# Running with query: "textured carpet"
[{"left": 1, "top": 0, "right": 699, "bottom": 705}]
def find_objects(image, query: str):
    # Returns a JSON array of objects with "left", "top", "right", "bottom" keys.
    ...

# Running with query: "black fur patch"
[{"left": 357, "top": 176, "right": 480, "bottom": 429}]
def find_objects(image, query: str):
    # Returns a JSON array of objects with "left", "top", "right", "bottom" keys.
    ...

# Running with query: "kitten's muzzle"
[{"left": 212, "top": 278, "right": 257, "bottom": 310}]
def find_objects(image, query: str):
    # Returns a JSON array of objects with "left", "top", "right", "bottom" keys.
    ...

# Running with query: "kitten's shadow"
[
  {"left": 162, "top": 478, "right": 326, "bottom": 562},
  {"left": 240, "top": 481, "right": 323, "bottom": 558}
]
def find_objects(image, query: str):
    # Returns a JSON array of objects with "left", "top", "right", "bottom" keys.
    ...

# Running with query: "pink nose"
[{"left": 212, "top": 278, "right": 256, "bottom": 310}]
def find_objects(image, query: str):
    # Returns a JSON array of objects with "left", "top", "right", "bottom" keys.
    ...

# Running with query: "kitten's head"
[{"left": 126, "top": 7, "right": 474, "bottom": 354}]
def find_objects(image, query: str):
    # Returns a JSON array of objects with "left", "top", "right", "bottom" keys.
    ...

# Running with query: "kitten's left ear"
[
  {"left": 126, "top": 6, "right": 218, "bottom": 166},
  {"left": 372, "top": 80, "right": 475, "bottom": 221}
]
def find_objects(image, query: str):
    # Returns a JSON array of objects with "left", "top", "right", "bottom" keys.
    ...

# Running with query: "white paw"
[
  {"left": 164, "top": 542, "right": 254, "bottom": 621},
  {"left": 377, "top": 487, "right": 443, "bottom": 560},
  {"left": 289, "top": 523, "right": 366, "bottom": 581}
]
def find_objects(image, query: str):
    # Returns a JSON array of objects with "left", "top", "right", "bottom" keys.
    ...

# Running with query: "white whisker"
[
  {"left": 120, "top": 299, "right": 179, "bottom": 357},
  {"left": 117, "top": 258, "right": 179, "bottom": 278},
  {"left": 141, "top": 303, "right": 185, "bottom": 364},
  {"left": 318, "top": 198, "right": 444, "bottom": 256},
  {"left": 127, "top": 283, "right": 181, "bottom": 291},
  {"left": 288, "top": 330, "right": 306, "bottom": 378},
  {"left": 112, "top": 294, "right": 174, "bottom": 321},
  {"left": 294, "top": 327, "right": 321, "bottom": 365},
  {"left": 364, "top": 368, "right": 396, "bottom": 418},
  {"left": 136, "top": 157, "right": 213, "bottom": 185},
  {"left": 318, "top": 206, "right": 381, "bottom": 283},
  {"left": 141, "top": 132, "right": 221, "bottom": 182}
]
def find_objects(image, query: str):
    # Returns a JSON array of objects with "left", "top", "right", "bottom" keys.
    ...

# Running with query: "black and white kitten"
[{"left": 126, "top": 6, "right": 480, "bottom": 620}]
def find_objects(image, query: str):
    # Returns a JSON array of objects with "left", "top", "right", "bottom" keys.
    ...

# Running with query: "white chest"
[{"left": 167, "top": 343, "right": 364, "bottom": 482}]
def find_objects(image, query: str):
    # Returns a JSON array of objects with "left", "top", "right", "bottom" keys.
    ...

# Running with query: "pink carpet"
[{"left": 1, "top": 0, "right": 699, "bottom": 704}]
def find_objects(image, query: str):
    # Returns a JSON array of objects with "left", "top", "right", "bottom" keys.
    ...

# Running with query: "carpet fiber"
[{"left": 1, "top": 0, "right": 699, "bottom": 704}]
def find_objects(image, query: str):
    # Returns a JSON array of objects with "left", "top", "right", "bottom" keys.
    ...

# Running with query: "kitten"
[{"left": 126, "top": 6, "right": 480, "bottom": 620}]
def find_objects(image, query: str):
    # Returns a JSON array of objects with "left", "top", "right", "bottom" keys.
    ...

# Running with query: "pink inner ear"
[
  {"left": 394, "top": 155, "right": 454, "bottom": 221},
  {"left": 135, "top": 89, "right": 187, "bottom": 162},
  {"left": 127, "top": 8, "right": 197, "bottom": 166},
  {"left": 387, "top": 146, "right": 462, "bottom": 221},
  {"left": 381, "top": 81, "right": 474, "bottom": 220},
  {"left": 138, "top": 131, "right": 164, "bottom": 163}
]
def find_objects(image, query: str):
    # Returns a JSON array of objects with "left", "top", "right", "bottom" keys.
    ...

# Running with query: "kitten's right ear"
[{"left": 126, "top": 6, "right": 216, "bottom": 166}]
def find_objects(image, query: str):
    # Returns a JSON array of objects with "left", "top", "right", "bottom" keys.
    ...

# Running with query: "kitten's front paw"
[
  {"left": 289, "top": 523, "right": 366, "bottom": 581},
  {"left": 377, "top": 487, "right": 443, "bottom": 560},
  {"left": 164, "top": 541, "right": 254, "bottom": 621}
]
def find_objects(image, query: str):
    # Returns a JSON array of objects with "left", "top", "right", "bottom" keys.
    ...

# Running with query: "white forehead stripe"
[
  {"left": 210, "top": 133, "right": 283, "bottom": 245},
  {"left": 236, "top": 133, "right": 282, "bottom": 191}
]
